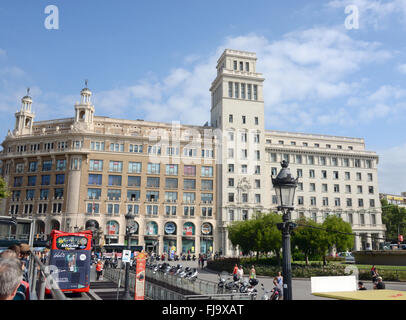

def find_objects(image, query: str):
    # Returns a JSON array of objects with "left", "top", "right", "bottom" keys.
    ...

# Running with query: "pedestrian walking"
[
  {"left": 249, "top": 265, "right": 256, "bottom": 280},
  {"left": 233, "top": 264, "right": 239, "bottom": 281},
  {"left": 237, "top": 265, "right": 244, "bottom": 282},
  {"left": 96, "top": 260, "right": 104, "bottom": 280},
  {"left": 371, "top": 265, "right": 378, "bottom": 284},
  {"left": 276, "top": 272, "right": 283, "bottom": 299}
]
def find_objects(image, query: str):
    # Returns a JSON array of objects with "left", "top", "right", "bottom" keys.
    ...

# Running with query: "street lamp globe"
[{"left": 272, "top": 160, "right": 298, "bottom": 211}]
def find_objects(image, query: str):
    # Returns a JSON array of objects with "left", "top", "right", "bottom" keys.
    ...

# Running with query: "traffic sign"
[{"left": 122, "top": 250, "right": 131, "bottom": 263}]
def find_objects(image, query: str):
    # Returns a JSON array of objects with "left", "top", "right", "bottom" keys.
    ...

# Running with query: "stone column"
[
  {"left": 66, "top": 155, "right": 82, "bottom": 231},
  {"left": 354, "top": 233, "right": 360, "bottom": 251}
]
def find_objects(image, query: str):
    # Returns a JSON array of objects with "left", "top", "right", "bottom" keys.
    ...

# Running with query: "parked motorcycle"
[
  {"left": 185, "top": 268, "right": 198, "bottom": 281},
  {"left": 260, "top": 283, "right": 280, "bottom": 300}
]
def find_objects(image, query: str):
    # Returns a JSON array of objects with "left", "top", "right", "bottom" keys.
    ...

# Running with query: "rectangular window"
[
  {"left": 128, "top": 162, "right": 142, "bottom": 174},
  {"left": 127, "top": 190, "right": 140, "bottom": 201},
  {"left": 109, "top": 161, "right": 123, "bottom": 172},
  {"left": 201, "top": 166, "right": 213, "bottom": 177},
  {"left": 129, "top": 144, "right": 143, "bottom": 153},
  {"left": 107, "top": 189, "right": 121, "bottom": 200},
  {"left": 228, "top": 193, "right": 234, "bottom": 203},
  {"left": 146, "top": 191, "right": 159, "bottom": 202},
  {"left": 26, "top": 189, "right": 35, "bottom": 200},
  {"left": 310, "top": 197, "right": 317, "bottom": 206},
  {"left": 56, "top": 160, "right": 66, "bottom": 171},
  {"left": 87, "top": 188, "right": 101, "bottom": 199},
  {"left": 128, "top": 176, "right": 141, "bottom": 187},
  {"left": 55, "top": 174, "right": 65, "bottom": 185},
  {"left": 228, "top": 82, "right": 233, "bottom": 98},
  {"left": 184, "top": 179, "right": 196, "bottom": 190},
  {"left": 183, "top": 192, "right": 195, "bottom": 203},
  {"left": 247, "top": 84, "right": 252, "bottom": 99},
  {"left": 166, "top": 164, "right": 178, "bottom": 175},
  {"left": 165, "top": 192, "right": 178, "bottom": 202},
  {"left": 27, "top": 176, "right": 36, "bottom": 186},
  {"left": 29, "top": 161, "right": 38, "bottom": 172},
  {"left": 235, "top": 82, "right": 239, "bottom": 98},
  {"left": 202, "top": 193, "right": 213, "bottom": 202},
  {"left": 201, "top": 180, "right": 213, "bottom": 191},
  {"left": 147, "top": 177, "right": 160, "bottom": 188},
  {"left": 88, "top": 174, "right": 102, "bottom": 185},
  {"left": 147, "top": 163, "right": 160, "bottom": 174},
  {"left": 184, "top": 165, "right": 196, "bottom": 176},
  {"left": 41, "top": 175, "right": 51, "bottom": 186},
  {"left": 165, "top": 178, "right": 178, "bottom": 189},
  {"left": 42, "top": 160, "right": 52, "bottom": 171},
  {"left": 253, "top": 85, "right": 258, "bottom": 100},
  {"left": 54, "top": 188, "right": 64, "bottom": 199},
  {"left": 255, "top": 194, "right": 261, "bottom": 203},
  {"left": 91, "top": 141, "right": 105, "bottom": 151},
  {"left": 108, "top": 175, "right": 122, "bottom": 186},
  {"left": 89, "top": 160, "right": 103, "bottom": 171},
  {"left": 15, "top": 163, "right": 24, "bottom": 174}
]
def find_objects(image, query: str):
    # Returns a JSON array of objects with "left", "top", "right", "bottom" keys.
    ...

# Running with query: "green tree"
[
  {"left": 227, "top": 212, "right": 282, "bottom": 260},
  {"left": 292, "top": 217, "right": 326, "bottom": 265},
  {"left": 0, "top": 177, "right": 10, "bottom": 199},
  {"left": 381, "top": 198, "right": 406, "bottom": 241},
  {"left": 322, "top": 215, "right": 354, "bottom": 263}
]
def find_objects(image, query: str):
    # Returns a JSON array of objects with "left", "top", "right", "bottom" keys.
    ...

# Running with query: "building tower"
[
  {"left": 13, "top": 88, "right": 35, "bottom": 136},
  {"left": 210, "top": 49, "right": 268, "bottom": 256},
  {"left": 73, "top": 81, "right": 95, "bottom": 131}
]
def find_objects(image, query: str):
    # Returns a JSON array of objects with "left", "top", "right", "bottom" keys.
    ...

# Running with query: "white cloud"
[
  {"left": 378, "top": 143, "right": 406, "bottom": 193},
  {"left": 397, "top": 63, "right": 406, "bottom": 74},
  {"left": 0, "top": 26, "right": 397, "bottom": 135}
]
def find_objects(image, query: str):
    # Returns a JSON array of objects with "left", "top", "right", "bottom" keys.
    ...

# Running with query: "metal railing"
[
  {"left": 103, "top": 267, "right": 255, "bottom": 300},
  {"left": 26, "top": 249, "right": 67, "bottom": 300}
]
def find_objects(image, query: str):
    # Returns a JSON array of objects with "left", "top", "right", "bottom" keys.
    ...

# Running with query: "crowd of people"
[{"left": 0, "top": 243, "right": 34, "bottom": 300}]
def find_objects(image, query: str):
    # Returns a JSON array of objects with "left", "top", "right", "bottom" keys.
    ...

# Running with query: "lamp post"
[
  {"left": 123, "top": 211, "right": 135, "bottom": 300},
  {"left": 272, "top": 160, "right": 298, "bottom": 301}
]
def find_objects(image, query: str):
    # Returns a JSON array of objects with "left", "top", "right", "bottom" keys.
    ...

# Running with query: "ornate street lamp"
[
  {"left": 123, "top": 211, "right": 136, "bottom": 300},
  {"left": 272, "top": 160, "right": 298, "bottom": 301}
]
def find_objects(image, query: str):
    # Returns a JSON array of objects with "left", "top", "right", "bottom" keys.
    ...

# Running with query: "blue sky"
[{"left": 0, "top": 0, "right": 405, "bottom": 193}]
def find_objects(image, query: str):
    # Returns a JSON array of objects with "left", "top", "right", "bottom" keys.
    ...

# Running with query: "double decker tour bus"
[{"left": 47, "top": 230, "right": 92, "bottom": 293}]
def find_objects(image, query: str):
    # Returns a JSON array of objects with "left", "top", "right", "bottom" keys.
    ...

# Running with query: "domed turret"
[
  {"left": 14, "top": 88, "right": 35, "bottom": 136},
  {"left": 21, "top": 88, "right": 33, "bottom": 112},
  {"left": 80, "top": 80, "right": 92, "bottom": 104},
  {"left": 74, "top": 80, "right": 95, "bottom": 131}
]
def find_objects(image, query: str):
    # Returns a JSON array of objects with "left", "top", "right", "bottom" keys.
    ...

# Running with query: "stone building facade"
[{"left": 0, "top": 49, "right": 386, "bottom": 255}]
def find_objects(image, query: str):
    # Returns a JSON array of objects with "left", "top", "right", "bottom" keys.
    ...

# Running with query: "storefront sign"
[
  {"left": 165, "top": 222, "right": 176, "bottom": 235},
  {"left": 183, "top": 222, "right": 195, "bottom": 236},
  {"left": 201, "top": 223, "right": 212, "bottom": 235}
]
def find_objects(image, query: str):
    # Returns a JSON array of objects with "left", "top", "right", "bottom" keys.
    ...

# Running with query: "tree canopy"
[
  {"left": 381, "top": 198, "right": 406, "bottom": 241},
  {"left": 0, "top": 177, "right": 9, "bottom": 199},
  {"left": 227, "top": 212, "right": 282, "bottom": 259}
]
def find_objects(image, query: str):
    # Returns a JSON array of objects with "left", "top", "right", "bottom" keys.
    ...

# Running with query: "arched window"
[
  {"left": 183, "top": 222, "right": 195, "bottom": 236},
  {"left": 145, "top": 221, "right": 158, "bottom": 236}
]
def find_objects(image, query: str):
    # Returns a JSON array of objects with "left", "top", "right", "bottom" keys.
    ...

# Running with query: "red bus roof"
[{"left": 50, "top": 229, "right": 93, "bottom": 237}]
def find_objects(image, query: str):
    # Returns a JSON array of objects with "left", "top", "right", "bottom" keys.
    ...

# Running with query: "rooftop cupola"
[
  {"left": 74, "top": 80, "right": 95, "bottom": 131},
  {"left": 13, "top": 88, "right": 35, "bottom": 136}
]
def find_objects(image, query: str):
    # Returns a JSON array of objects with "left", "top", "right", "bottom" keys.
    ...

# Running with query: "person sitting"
[
  {"left": 0, "top": 258, "right": 24, "bottom": 300},
  {"left": 0, "top": 251, "right": 30, "bottom": 300},
  {"left": 374, "top": 277, "right": 385, "bottom": 290},
  {"left": 358, "top": 281, "right": 367, "bottom": 290}
]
